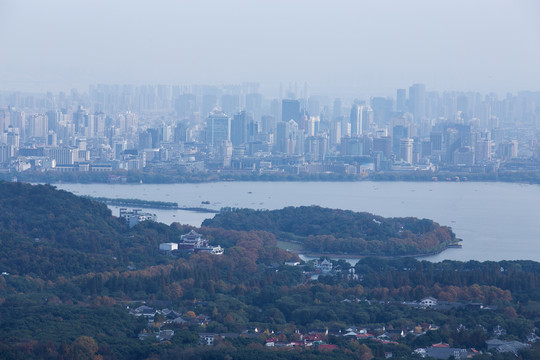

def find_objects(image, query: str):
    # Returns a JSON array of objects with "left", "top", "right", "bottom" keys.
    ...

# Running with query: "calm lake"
[{"left": 54, "top": 181, "right": 540, "bottom": 263}]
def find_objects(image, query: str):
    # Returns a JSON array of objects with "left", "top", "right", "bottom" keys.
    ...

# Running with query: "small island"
[{"left": 203, "top": 206, "right": 459, "bottom": 257}]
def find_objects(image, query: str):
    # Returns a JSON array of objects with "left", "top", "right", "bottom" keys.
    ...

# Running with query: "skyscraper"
[
  {"left": 370, "top": 97, "right": 392, "bottom": 127},
  {"left": 202, "top": 94, "right": 218, "bottom": 118},
  {"left": 373, "top": 136, "right": 392, "bottom": 159},
  {"left": 399, "top": 138, "right": 414, "bottom": 164},
  {"left": 206, "top": 110, "right": 231, "bottom": 147},
  {"left": 333, "top": 98, "right": 342, "bottom": 120},
  {"left": 275, "top": 120, "right": 298, "bottom": 154},
  {"left": 282, "top": 99, "right": 300, "bottom": 123},
  {"left": 174, "top": 94, "right": 197, "bottom": 119},
  {"left": 245, "top": 93, "right": 262, "bottom": 122},
  {"left": 475, "top": 139, "right": 491, "bottom": 162},
  {"left": 409, "top": 84, "right": 426, "bottom": 122},
  {"left": 396, "top": 89, "right": 407, "bottom": 112},
  {"left": 231, "top": 111, "right": 252, "bottom": 146},
  {"left": 0, "top": 109, "right": 10, "bottom": 133},
  {"left": 350, "top": 104, "right": 362, "bottom": 136},
  {"left": 392, "top": 124, "right": 409, "bottom": 154},
  {"left": 221, "top": 95, "right": 240, "bottom": 116}
]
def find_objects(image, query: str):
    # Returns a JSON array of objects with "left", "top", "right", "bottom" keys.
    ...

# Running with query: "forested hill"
[
  {"left": 0, "top": 182, "right": 298, "bottom": 280},
  {"left": 0, "top": 182, "right": 126, "bottom": 249},
  {"left": 0, "top": 182, "right": 146, "bottom": 278},
  {"left": 203, "top": 206, "right": 457, "bottom": 256}
]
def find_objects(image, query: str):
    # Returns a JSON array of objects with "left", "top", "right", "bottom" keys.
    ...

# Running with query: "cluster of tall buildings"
[{"left": 0, "top": 83, "right": 538, "bottom": 176}]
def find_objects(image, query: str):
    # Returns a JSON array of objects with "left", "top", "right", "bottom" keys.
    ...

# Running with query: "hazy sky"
[{"left": 1, "top": 0, "right": 539, "bottom": 97}]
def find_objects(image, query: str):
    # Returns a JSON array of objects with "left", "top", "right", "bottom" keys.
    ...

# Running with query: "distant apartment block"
[{"left": 119, "top": 208, "right": 157, "bottom": 227}]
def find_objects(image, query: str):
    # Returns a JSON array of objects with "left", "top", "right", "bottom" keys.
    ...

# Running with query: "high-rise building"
[
  {"left": 399, "top": 138, "right": 414, "bottom": 164},
  {"left": 497, "top": 140, "right": 518, "bottom": 160},
  {"left": 475, "top": 139, "right": 491, "bottom": 162},
  {"left": 421, "top": 140, "right": 432, "bottom": 158},
  {"left": 370, "top": 97, "right": 392, "bottom": 127},
  {"left": 28, "top": 115, "right": 47, "bottom": 138},
  {"left": 94, "top": 112, "right": 106, "bottom": 137},
  {"left": 361, "top": 106, "right": 373, "bottom": 134},
  {"left": 174, "top": 94, "right": 197, "bottom": 119},
  {"left": 231, "top": 111, "right": 252, "bottom": 146},
  {"left": 275, "top": 120, "right": 298, "bottom": 154},
  {"left": 330, "top": 120, "right": 342, "bottom": 146},
  {"left": 454, "top": 146, "right": 475, "bottom": 166},
  {"left": 392, "top": 124, "right": 409, "bottom": 154},
  {"left": 307, "top": 96, "right": 322, "bottom": 118},
  {"left": 0, "top": 109, "right": 10, "bottom": 133},
  {"left": 261, "top": 115, "right": 275, "bottom": 134},
  {"left": 46, "top": 110, "right": 61, "bottom": 133},
  {"left": 445, "top": 128, "right": 461, "bottom": 163},
  {"left": 305, "top": 135, "right": 328, "bottom": 161},
  {"left": 9, "top": 109, "right": 25, "bottom": 139},
  {"left": 340, "top": 136, "right": 371, "bottom": 156},
  {"left": 139, "top": 130, "right": 153, "bottom": 149},
  {"left": 430, "top": 132, "right": 443, "bottom": 152},
  {"left": 333, "top": 98, "right": 342, "bottom": 119},
  {"left": 245, "top": 93, "right": 262, "bottom": 121},
  {"left": 202, "top": 94, "right": 218, "bottom": 118},
  {"left": 174, "top": 122, "right": 188, "bottom": 143},
  {"left": 373, "top": 136, "right": 392, "bottom": 159},
  {"left": 205, "top": 110, "right": 231, "bottom": 148},
  {"left": 350, "top": 104, "right": 363, "bottom": 136},
  {"left": 276, "top": 121, "right": 289, "bottom": 154},
  {"left": 73, "top": 106, "right": 88, "bottom": 135},
  {"left": 282, "top": 99, "right": 300, "bottom": 123},
  {"left": 396, "top": 89, "right": 407, "bottom": 112},
  {"left": 221, "top": 95, "right": 240, "bottom": 116},
  {"left": 47, "top": 131, "right": 57, "bottom": 146},
  {"left": 47, "top": 147, "right": 77, "bottom": 165},
  {"left": 409, "top": 84, "right": 426, "bottom": 122},
  {"left": 247, "top": 117, "right": 259, "bottom": 143}
]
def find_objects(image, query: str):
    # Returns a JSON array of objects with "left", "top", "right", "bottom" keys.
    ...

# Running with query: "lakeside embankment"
[
  {"left": 86, "top": 196, "right": 220, "bottom": 213},
  {"left": 7, "top": 168, "right": 540, "bottom": 185},
  {"left": 279, "top": 240, "right": 462, "bottom": 261}
]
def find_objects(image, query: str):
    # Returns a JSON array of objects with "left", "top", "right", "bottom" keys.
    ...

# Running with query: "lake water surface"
[{"left": 54, "top": 181, "right": 540, "bottom": 263}]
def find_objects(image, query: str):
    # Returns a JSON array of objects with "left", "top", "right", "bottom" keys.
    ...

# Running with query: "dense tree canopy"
[
  {"left": 2, "top": 182, "right": 540, "bottom": 360},
  {"left": 204, "top": 206, "right": 456, "bottom": 256}
]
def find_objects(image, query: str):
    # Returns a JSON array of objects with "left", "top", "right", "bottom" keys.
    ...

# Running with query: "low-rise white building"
[
  {"left": 420, "top": 297, "right": 438, "bottom": 307},
  {"left": 314, "top": 259, "right": 333, "bottom": 273},
  {"left": 120, "top": 208, "right": 157, "bottom": 227},
  {"left": 159, "top": 243, "right": 178, "bottom": 251}
]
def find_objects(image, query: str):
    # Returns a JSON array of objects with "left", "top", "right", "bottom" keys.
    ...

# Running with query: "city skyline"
[{"left": 0, "top": 79, "right": 537, "bottom": 179}]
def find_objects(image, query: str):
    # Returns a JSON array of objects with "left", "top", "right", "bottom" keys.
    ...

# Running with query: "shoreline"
[
  {"left": 10, "top": 170, "right": 540, "bottom": 186},
  {"left": 283, "top": 242, "right": 460, "bottom": 260}
]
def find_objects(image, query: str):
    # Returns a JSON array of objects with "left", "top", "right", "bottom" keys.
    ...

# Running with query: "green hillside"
[{"left": 0, "top": 182, "right": 166, "bottom": 278}]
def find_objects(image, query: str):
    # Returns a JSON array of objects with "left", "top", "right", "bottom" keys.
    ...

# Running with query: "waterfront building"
[{"left": 399, "top": 138, "right": 414, "bottom": 164}]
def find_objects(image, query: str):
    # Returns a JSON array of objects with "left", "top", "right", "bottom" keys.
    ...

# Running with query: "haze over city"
[
  {"left": 1, "top": 0, "right": 540, "bottom": 97},
  {"left": 4, "top": 1, "right": 540, "bottom": 359}
]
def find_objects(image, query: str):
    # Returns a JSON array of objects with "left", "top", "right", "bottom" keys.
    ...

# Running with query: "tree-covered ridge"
[
  {"left": 0, "top": 182, "right": 126, "bottom": 250},
  {"left": 0, "top": 182, "right": 299, "bottom": 279},
  {"left": 203, "top": 206, "right": 456, "bottom": 256}
]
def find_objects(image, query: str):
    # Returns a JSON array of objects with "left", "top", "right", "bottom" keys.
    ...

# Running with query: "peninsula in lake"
[{"left": 203, "top": 206, "right": 458, "bottom": 257}]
